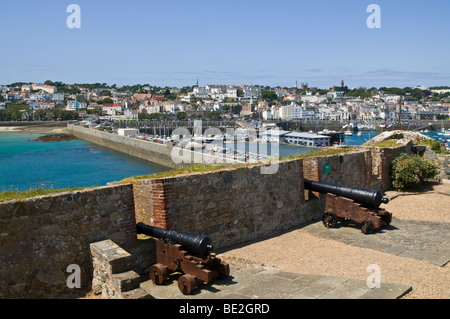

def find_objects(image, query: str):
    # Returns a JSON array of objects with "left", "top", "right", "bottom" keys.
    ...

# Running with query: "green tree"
[
  {"left": 206, "top": 111, "right": 221, "bottom": 120},
  {"left": 260, "top": 90, "right": 277, "bottom": 102},
  {"left": 100, "top": 98, "right": 114, "bottom": 104},
  {"left": 176, "top": 111, "right": 187, "bottom": 120},
  {"left": 100, "top": 90, "right": 112, "bottom": 96}
]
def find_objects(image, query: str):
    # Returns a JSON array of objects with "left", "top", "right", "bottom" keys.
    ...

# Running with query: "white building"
[
  {"left": 431, "top": 88, "right": 450, "bottom": 94},
  {"left": 279, "top": 104, "right": 292, "bottom": 120},
  {"left": 285, "top": 132, "right": 331, "bottom": 147},
  {"left": 193, "top": 87, "right": 209, "bottom": 98},
  {"left": 139, "top": 104, "right": 160, "bottom": 114},
  {"left": 259, "top": 129, "right": 290, "bottom": 142},
  {"left": 124, "top": 109, "right": 138, "bottom": 120},
  {"left": 262, "top": 110, "right": 272, "bottom": 120},
  {"left": 102, "top": 103, "right": 122, "bottom": 115},
  {"left": 118, "top": 128, "right": 139, "bottom": 136},
  {"left": 327, "top": 91, "right": 344, "bottom": 99},
  {"left": 66, "top": 100, "right": 77, "bottom": 110}
]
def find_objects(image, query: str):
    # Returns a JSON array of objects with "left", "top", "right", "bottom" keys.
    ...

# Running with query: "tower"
[{"left": 341, "top": 80, "right": 344, "bottom": 88}]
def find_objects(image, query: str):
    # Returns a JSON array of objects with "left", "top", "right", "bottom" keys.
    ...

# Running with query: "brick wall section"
[
  {"left": 132, "top": 178, "right": 174, "bottom": 228},
  {"left": 151, "top": 179, "right": 174, "bottom": 229},
  {"left": 0, "top": 184, "right": 137, "bottom": 299},
  {"left": 366, "top": 143, "right": 412, "bottom": 190},
  {"left": 303, "top": 156, "right": 322, "bottom": 200}
]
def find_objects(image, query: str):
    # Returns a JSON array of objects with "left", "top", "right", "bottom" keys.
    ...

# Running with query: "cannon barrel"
[
  {"left": 136, "top": 223, "right": 214, "bottom": 256},
  {"left": 304, "top": 179, "right": 389, "bottom": 207}
]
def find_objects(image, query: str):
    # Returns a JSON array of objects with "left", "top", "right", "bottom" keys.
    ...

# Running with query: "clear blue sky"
[{"left": 0, "top": 0, "right": 449, "bottom": 89}]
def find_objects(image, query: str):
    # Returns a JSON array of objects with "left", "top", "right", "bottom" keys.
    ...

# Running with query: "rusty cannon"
[
  {"left": 136, "top": 223, "right": 230, "bottom": 295},
  {"left": 304, "top": 179, "right": 392, "bottom": 234}
]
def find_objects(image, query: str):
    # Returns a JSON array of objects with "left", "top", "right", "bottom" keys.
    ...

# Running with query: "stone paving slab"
[
  {"left": 140, "top": 265, "right": 412, "bottom": 299},
  {"left": 300, "top": 218, "right": 450, "bottom": 267}
]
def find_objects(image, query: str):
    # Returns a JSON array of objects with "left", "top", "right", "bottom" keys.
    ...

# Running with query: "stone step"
[{"left": 112, "top": 270, "right": 141, "bottom": 293}]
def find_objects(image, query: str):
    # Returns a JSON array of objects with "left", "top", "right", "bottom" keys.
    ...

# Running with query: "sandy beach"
[{"left": 0, "top": 124, "right": 67, "bottom": 134}]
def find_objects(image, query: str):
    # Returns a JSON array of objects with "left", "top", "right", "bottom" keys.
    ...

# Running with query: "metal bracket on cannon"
[
  {"left": 304, "top": 179, "right": 392, "bottom": 234},
  {"left": 136, "top": 223, "right": 230, "bottom": 295}
]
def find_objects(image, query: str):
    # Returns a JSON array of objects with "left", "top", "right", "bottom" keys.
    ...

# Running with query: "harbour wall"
[
  {"left": 0, "top": 143, "right": 415, "bottom": 298},
  {"left": 67, "top": 124, "right": 243, "bottom": 170}
]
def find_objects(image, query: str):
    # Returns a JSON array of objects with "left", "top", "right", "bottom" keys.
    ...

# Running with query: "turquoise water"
[
  {"left": 343, "top": 130, "right": 448, "bottom": 147},
  {"left": 0, "top": 133, "right": 169, "bottom": 192},
  {"left": 343, "top": 131, "right": 380, "bottom": 145}
]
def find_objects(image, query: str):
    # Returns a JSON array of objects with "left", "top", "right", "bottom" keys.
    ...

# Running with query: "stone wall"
[
  {"left": 0, "top": 184, "right": 137, "bottom": 299},
  {"left": 436, "top": 154, "right": 450, "bottom": 181},
  {"left": 416, "top": 145, "right": 450, "bottom": 182},
  {"left": 303, "top": 144, "right": 413, "bottom": 192}
]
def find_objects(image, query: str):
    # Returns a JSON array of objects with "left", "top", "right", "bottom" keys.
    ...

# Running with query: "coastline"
[{"left": 0, "top": 125, "right": 67, "bottom": 134}]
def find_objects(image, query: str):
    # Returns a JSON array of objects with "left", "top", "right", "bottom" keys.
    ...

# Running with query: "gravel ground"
[{"left": 222, "top": 182, "right": 450, "bottom": 299}]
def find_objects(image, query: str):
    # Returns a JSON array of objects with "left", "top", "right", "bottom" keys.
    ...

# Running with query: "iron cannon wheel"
[
  {"left": 322, "top": 212, "right": 338, "bottom": 228},
  {"left": 178, "top": 274, "right": 197, "bottom": 295},
  {"left": 149, "top": 263, "right": 168, "bottom": 285},
  {"left": 361, "top": 221, "right": 374, "bottom": 234}
]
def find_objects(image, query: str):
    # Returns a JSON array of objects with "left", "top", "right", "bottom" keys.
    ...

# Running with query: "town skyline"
[{"left": 0, "top": 0, "right": 449, "bottom": 88}]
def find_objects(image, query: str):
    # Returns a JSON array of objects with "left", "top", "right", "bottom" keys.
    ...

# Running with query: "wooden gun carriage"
[
  {"left": 304, "top": 179, "right": 392, "bottom": 234},
  {"left": 136, "top": 223, "right": 230, "bottom": 295}
]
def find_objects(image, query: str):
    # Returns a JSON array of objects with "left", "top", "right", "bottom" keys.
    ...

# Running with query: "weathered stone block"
[{"left": 90, "top": 240, "right": 132, "bottom": 274}]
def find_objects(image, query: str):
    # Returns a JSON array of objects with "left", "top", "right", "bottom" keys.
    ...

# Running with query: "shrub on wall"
[{"left": 391, "top": 153, "right": 438, "bottom": 190}]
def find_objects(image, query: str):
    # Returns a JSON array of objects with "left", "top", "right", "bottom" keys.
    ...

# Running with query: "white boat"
[
  {"left": 357, "top": 131, "right": 362, "bottom": 136},
  {"left": 344, "top": 131, "right": 353, "bottom": 136}
]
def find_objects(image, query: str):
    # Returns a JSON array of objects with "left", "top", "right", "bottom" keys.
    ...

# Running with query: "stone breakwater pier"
[{"left": 66, "top": 124, "right": 244, "bottom": 169}]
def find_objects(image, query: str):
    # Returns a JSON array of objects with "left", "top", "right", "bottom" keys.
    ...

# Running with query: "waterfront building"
[
  {"left": 259, "top": 129, "right": 290, "bottom": 142},
  {"left": 284, "top": 132, "right": 331, "bottom": 147},
  {"left": 118, "top": 128, "right": 139, "bottom": 136}
]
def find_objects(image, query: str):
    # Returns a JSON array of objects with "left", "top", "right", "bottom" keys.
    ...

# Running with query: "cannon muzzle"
[
  {"left": 136, "top": 223, "right": 214, "bottom": 256},
  {"left": 304, "top": 179, "right": 389, "bottom": 207}
]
